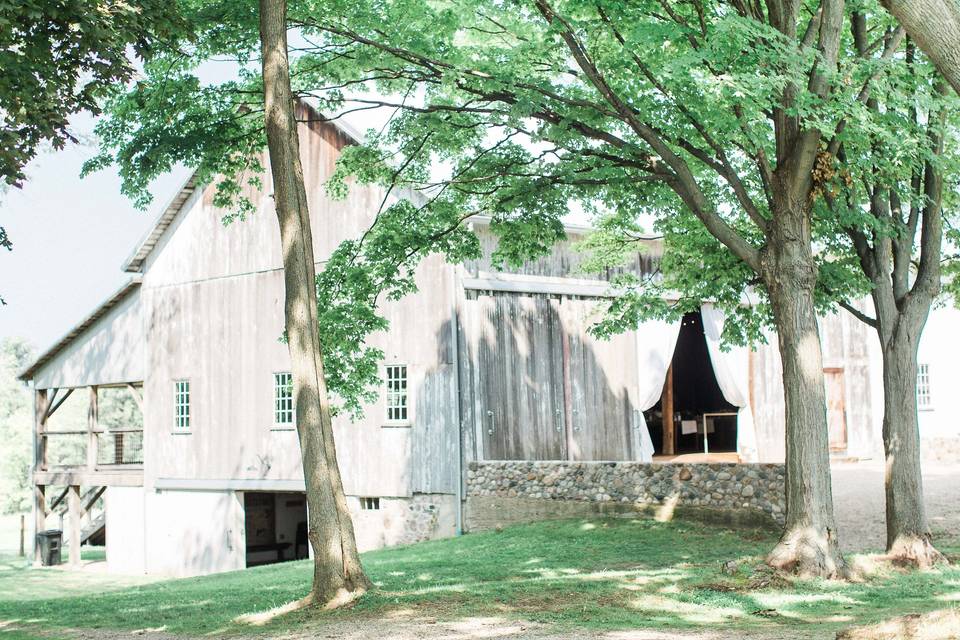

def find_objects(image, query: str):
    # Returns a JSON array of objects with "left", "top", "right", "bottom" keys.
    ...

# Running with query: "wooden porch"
[{"left": 33, "top": 383, "right": 144, "bottom": 567}]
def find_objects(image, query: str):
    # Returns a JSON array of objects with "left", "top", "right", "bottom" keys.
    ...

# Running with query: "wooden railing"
[{"left": 40, "top": 428, "right": 143, "bottom": 470}]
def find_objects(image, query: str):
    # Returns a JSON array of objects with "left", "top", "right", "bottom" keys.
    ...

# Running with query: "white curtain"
[
  {"left": 634, "top": 319, "right": 682, "bottom": 461},
  {"left": 700, "top": 303, "right": 760, "bottom": 462}
]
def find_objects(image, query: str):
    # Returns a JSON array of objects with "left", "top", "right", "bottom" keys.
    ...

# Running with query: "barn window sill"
[
  {"left": 270, "top": 426, "right": 296, "bottom": 432},
  {"left": 382, "top": 422, "right": 412, "bottom": 429},
  {"left": 171, "top": 430, "right": 192, "bottom": 435}
]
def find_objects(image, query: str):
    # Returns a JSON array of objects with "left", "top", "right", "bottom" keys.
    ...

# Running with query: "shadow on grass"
[{"left": 1, "top": 518, "right": 959, "bottom": 638}]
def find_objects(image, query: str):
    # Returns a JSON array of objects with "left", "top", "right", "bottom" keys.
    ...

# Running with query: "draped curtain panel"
[
  {"left": 634, "top": 318, "right": 682, "bottom": 461},
  {"left": 700, "top": 304, "right": 760, "bottom": 462}
]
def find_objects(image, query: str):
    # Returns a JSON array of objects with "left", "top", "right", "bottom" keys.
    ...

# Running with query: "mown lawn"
[{"left": 1, "top": 517, "right": 958, "bottom": 639}]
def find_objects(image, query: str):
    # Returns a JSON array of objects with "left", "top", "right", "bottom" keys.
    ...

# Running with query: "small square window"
[
  {"left": 385, "top": 365, "right": 408, "bottom": 423},
  {"left": 917, "top": 363, "right": 933, "bottom": 410},
  {"left": 360, "top": 497, "right": 380, "bottom": 510},
  {"left": 174, "top": 380, "right": 190, "bottom": 430},
  {"left": 274, "top": 372, "right": 294, "bottom": 425}
]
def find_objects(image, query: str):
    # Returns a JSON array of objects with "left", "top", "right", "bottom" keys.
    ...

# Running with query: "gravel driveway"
[{"left": 831, "top": 460, "right": 960, "bottom": 553}]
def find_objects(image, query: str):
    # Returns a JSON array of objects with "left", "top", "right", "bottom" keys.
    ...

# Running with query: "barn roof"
[
  {"left": 19, "top": 277, "right": 142, "bottom": 382},
  {"left": 121, "top": 106, "right": 368, "bottom": 274}
]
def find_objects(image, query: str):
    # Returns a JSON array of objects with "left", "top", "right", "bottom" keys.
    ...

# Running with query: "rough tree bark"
[
  {"left": 877, "top": 318, "right": 945, "bottom": 566},
  {"left": 259, "top": 0, "right": 371, "bottom": 607},
  {"left": 762, "top": 202, "right": 846, "bottom": 578},
  {"left": 881, "top": 0, "right": 960, "bottom": 95}
]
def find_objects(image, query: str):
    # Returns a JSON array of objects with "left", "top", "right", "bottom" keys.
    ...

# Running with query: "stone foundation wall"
[
  {"left": 350, "top": 493, "right": 456, "bottom": 551},
  {"left": 465, "top": 461, "right": 785, "bottom": 531}
]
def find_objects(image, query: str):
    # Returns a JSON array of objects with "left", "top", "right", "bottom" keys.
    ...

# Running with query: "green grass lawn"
[{"left": 1, "top": 518, "right": 958, "bottom": 639}]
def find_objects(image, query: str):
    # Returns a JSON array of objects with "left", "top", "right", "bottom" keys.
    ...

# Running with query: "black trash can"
[{"left": 37, "top": 529, "right": 62, "bottom": 566}]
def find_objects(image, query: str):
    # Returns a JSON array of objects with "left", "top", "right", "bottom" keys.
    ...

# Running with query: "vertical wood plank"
[{"left": 68, "top": 485, "right": 81, "bottom": 567}]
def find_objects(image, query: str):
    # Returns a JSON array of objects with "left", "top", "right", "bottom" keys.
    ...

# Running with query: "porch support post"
[
  {"left": 87, "top": 386, "right": 98, "bottom": 471},
  {"left": 68, "top": 485, "right": 81, "bottom": 567},
  {"left": 35, "top": 389, "right": 48, "bottom": 471},
  {"left": 33, "top": 484, "right": 45, "bottom": 565}
]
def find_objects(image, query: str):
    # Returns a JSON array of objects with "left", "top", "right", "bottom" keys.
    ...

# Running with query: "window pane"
[{"left": 385, "top": 365, "right": 408, "bottom": 422}]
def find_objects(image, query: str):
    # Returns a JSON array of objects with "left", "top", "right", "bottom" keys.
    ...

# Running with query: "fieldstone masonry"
[{"left": 466, "top": 461, "right": 786, "bottom": 530}]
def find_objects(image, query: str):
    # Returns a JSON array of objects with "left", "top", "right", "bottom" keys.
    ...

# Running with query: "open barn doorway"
[
  {"left": 243, "top": 492, "right": 309, "bottom": 567},
  {"left": 644, "top": 311, "right": 739, "bottom": 460}
]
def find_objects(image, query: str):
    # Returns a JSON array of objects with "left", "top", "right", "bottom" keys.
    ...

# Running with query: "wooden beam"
[
  {"left": 33, "top": 485, "right": 45, "bottom": 565},
  {"left": 661, "top": 364, "right": 675, "bottom": 456},
  {"left": 68, "top": 485, "right": 81, "bottom": 567},
  {"left": 87, "top": 386, "right": 98, "bottom": 472},
  {"left": 49, "top": 486, "right": 69, "bottom": 511},
  {"left": 43, "top": 387, "right": 74, "bottom": 422},
  {"left": 81, "top": 486, "right": 106, "bottom": 517},
  {"left": 34, "top": 468, "right": 143, "bottom": 488}
]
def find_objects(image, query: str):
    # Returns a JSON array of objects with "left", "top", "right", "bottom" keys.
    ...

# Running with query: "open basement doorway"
[
  {"left": 644, "top": 311, "right": 738, "bottom": 459},
  {"left": 243, "top": 491, "right": 309, "bottom": 567}
]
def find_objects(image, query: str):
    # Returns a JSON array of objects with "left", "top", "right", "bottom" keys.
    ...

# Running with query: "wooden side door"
[
  {"left": 467, "top": 294, "right": 567, "bottom": 460},
  {"left": 824, "top": 368, "right": 847, "bottom": 453}
]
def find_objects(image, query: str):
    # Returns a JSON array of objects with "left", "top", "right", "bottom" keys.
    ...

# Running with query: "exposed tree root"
[
  {"left": 766, "top": 525, "right": 848, "bottom": 579},
  {"left": 887, "top": 534, "right": 948, "bottom": 569}
]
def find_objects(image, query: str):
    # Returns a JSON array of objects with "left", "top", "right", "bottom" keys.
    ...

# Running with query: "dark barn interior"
[{"left": 645, "top": 312, "right": 738, "bottom": 457}]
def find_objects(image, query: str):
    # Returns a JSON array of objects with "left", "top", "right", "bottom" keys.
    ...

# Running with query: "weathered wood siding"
[
  {"left": 464, "top": 225, "right": 660, "bottom": 281},
  {"left": 33, "top": 290, "right": 143, "bottom": 389},
  {"left": 458, "top": 291, "right": 640, "bottom": 461},
  {"left": 562, "top": 299, "right": 640, "bottom": 460},
  {"left": 750, "top": 306, "right": 876, "bottom": 461},
  {"left": 140, "top": 114, "right": 458, "bottom": 498}
]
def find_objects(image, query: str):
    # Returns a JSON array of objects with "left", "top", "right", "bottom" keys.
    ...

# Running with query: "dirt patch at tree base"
[{"left": 836, "top": 608, "right": 960, "bottom": 640}]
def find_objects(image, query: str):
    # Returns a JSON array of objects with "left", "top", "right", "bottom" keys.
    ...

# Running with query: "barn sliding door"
[
  {"left": 460, "top": 292, "right": 640, "bottom": 461},
  {"left": 466, "top": 294, "right": 566, "bottom": 460},
  {"left": 562, "top": 299, "right": 638, "bottom": 461}
]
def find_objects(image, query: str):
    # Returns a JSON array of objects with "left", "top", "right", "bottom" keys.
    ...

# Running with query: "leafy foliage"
[
  {"left": 0, "top": 338, "right": 33, "bottom": 514},
  {"left": 0, "top": 0, "right": 186, "bottom": 257}
]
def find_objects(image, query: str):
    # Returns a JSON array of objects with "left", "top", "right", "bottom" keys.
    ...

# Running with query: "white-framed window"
[
  {"left": 385, "top": 364, "right": 408, "bottom": 423},
  {"left": 174, "top": 380, "right": 191, "bottom": 430},
  {"left": 360, "top": 497, "right": 380, "bottom": 510},
  {"left": 274, "top": 372, "right": 294, "bottom": 426},
  {"left": 917, "top": 363, "right": 933, "bottom": 410}
]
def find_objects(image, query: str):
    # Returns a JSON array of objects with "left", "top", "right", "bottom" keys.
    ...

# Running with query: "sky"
[{"left": 0, "top": 114, "right": 189, "bottom": 354}]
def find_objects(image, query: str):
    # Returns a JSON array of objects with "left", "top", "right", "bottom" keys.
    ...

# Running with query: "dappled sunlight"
[
  {"left": 934, "top": 591, "right": 960, "bottom": 602},
  {"left": 235, "top": 596, "right": 311, "bottom": 626},
  {"left": 626, "top": 594, "right": 746, "bottom": 624},
  {"left": 752, "top": 591, "right": 861, "bottom": 609},
  {"left": 580, "top": 522, "right": 597, "bottom": 531},
  {"left": 655, "top": 494, "right": 680, "bottom": 522},
  {"left": 442, "top": 616, "right": 540, "bottom": 638}
]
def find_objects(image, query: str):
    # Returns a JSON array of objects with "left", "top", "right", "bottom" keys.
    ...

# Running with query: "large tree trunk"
[
  {"left": 881, "top": 0, "right": 960, "bottom": 95},
  {"left": 762, "top": 226, "right": 847, "bottom": 578},
  {"left": 259, "top": 0, "right": 371, "bottom": 607},
  {"left": 877, "top": 314, "right": 946, "bottom": 567}
]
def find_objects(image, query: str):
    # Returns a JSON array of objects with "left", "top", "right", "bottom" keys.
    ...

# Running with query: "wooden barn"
[{"left": 20, "top": 106, "right": 877, "bottom": 576}]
